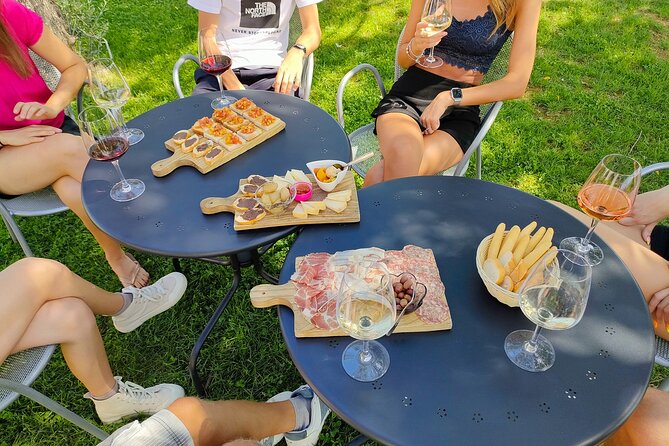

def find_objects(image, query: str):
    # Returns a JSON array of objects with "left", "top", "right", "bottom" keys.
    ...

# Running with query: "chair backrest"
[
  {"left": 288, "top": 6, "right": 314, "bottom": 101},
  {"left": 0, "top": 345, "right": 55, "bottom": 410}
]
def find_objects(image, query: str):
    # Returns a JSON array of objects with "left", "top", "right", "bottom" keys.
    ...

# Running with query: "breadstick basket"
[{"left": 476, "top": 234, "right": 520, "bottom": 307}]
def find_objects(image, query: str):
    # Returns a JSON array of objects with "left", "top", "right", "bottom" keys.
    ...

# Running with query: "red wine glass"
[
  {"left": 198, "top": 29, "right": 235, "bottom": 109},
  {"left": 78, "top": 106, "right": 145, "bottom": 202}
]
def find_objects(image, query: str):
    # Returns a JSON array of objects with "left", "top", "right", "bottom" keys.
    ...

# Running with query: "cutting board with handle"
[{"left": 250, "top": 257, "right": 453, "bottom": 338}]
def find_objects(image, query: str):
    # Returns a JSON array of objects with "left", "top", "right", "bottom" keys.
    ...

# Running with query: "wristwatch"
[
  {"left": 450, "top": 87, "right": 463, "bottom": 105},
  {"left": 292, "top": 43, "right": 307, "bottom": 57}
]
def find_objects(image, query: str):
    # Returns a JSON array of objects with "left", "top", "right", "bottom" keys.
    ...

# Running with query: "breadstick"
[
  {"left": 504, "top": 256, "right": 517, "bottom": 275},
  {"left": 538, "top": 227, "right": 554, "bottom": 248},
  {"left": 525, "top": 226, "right": 546, "bottom": 256},
  {"left": 499, "top": 225, "right": 520, "bottom": 255},
  {"left": 513, "top": 234, "right": 530, "bottom": 263},
  {"left": 522, "top": 240, "right": 553, "bottom": 273},
  {"left": 542, "top": 246, "right": 559, "bottom": 266},
  {"left": 483, "top": 258, "right": 505, "bottom": 285},
  {"left": 519, "top": 221, "right": 538, "bottom": 240},
  {"left": 509, "top": 259, "right": 529, "bottom": 283},
  {"left": 501, "top": 275, "right": 515, "bottom": 291},
  {"left": 486, "top": 223, "right": 506, "bottom": 260}
]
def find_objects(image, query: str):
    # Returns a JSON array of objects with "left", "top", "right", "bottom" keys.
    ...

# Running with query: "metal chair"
[
  {"left": 336, "top": 28, "right": 513, "bottom": 179},
  {"left": 0, "top": 346, "right": 108, "bottom": 440},
  {"left": 173, "top": 9, "right": 315, "bottom": 101}
]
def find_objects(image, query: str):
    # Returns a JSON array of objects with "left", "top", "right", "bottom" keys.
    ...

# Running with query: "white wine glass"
[
  {"left": 417, "top": 0, "right": 452, "bottom": 68},
  {"left": 198, "top": 29, "right": 235, "bottom": 109},
  {"left": 336, "top": 262, "right": 397, "bottom": 382},
  {"left": 88, "top": 58, "right": 144, "bottom": 145},
  {"left": 78, "top": 106, "right": 145, "bottom": 202},
  {"left": 504, "top": 249, "right": 592, "bottom": 372},
  {"left": 559, "top": 154, "right": 641, "bottom": 266}
]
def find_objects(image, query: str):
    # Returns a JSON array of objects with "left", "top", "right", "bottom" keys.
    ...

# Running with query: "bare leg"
[
  {"left": 0, "top": 258, "right": 124, "bottom": 364},
  {"left": 0, "top": 134, "right": 148, "bottom": 287},
  {"left": 376, "top": 114, "right": 424, "bottom": 181},
  {"left": 419, "top": 130, "right": 464, "bottom": 175},
  {"left": 9, "top": 297, "right": 117, "bottom": 396},
  {"left": 548, "top": 201, "right": 669, "bottom": 339},
  {"left": 606, "top": 387, "right": 669, "bottom": 446},
  {"left": 168, "top": 397, "right": 295, "bottom": 446},
  {"left": 364, "top": 160, "right": 385, "bottom": 187}
]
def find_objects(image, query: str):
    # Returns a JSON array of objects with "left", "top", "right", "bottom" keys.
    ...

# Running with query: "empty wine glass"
[
  {"left": 337, "top": 262, "right": 397, "bottom": 382},
  {"left": 504, "top": 249, "right": 592, "bottom": 372},
  {"left": 78, "top": 106, "right": 145, "bottom": 202},
  {"left": 88, "top": 58, "right": 144, "bottom": 145},
  {"left": 559, "top": 154, "right": 641, "bottom": 266},
  {"left": 198, "top": 29, "right": 235, "bottom": 109},
  {"left": 417, "top": 0, "right": 452, "bottom": 68}
]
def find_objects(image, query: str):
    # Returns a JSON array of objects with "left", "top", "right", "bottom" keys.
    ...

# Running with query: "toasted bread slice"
[
  {"left": 222, "top": 114, "right": 247, "bottom": 132},
  {"left": 243, "top": 106, "right": 265, "bottom": 121},
  {"left": 172, "top": 129, "right": 190, "bottom": 145},
  {"left": 212, "top": 107, "right": 236, "bottom": 124},
  {"left": 192, "top": 139, "right": 214, "bottom": 158},
  {"left": 220, "top": 132, "right": 245, "bottom": 151},
  {"left": 254, "top": 112, "right": 282, "bottom": 131},
  {"left": 239, "top": 183, "right": 259, "bottom": 197},
  {"left": 203, "top": 146, "right": 225, "bottom": 164},
  {"left": 182, "top": 135, "right": 200, "bottom": 153},
  {"left": 230, "top": 97, "right": 255, "bottom": 114},
  {"left": 192, "top": 117, "right": 214, "bottom": 136},
  {"left": 235, "top": 207, "right": 266, "bottom": 225}
]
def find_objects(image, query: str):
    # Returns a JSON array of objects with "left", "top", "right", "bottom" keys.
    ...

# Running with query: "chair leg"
[
  {"left": 0, "top": 205, "right": 33, "bottom": 256},
  {"left": 476, "top": 145, "right": 482, "bottom": 180},
  {"left": 346, "top": 434, "right": 369, "bottom": 446},
  {"left": 0, "top": 378, "right": 108, "bottom": 440}
]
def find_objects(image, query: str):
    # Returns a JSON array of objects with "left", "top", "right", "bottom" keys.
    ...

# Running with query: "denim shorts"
[{"left": 97, "top": 410, "right": 194, "bottom": 446}]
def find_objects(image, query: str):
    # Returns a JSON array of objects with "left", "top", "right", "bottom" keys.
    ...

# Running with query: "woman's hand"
[
  {"left": 411, "top": 22, "right": 447, "bottom": 55},
  {"left": 0, "top": 125, "right": 62, "bottom": 146},
  {"left": 420, "top": 91, "right": 453, "bottom": 135},
  {"left": 13, "top": 102, "right": 61, "bottom": 122},
  {"left": 274, "top": 50, "right": 304, "bottom": 95},
  {"left": 649, "top": 287, "right": 669, "bottom": 333},
  {"left": 619, "top": 188, "right": 669, "bottom": 244}
]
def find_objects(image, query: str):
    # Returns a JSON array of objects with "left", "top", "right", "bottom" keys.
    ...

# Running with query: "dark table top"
[
  {"left": 278, "top": 176, "right": 654, "bottom": 446},
  {"left": 82, "top": 91, "right": 351, "bottom": 257}
]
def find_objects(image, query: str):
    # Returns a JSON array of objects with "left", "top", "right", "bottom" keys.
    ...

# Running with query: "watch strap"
[{"left": 292, "top": 43, "right": 307, "bottom": 56}]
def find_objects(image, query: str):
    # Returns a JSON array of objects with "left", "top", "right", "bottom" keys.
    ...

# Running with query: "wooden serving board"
[
  {"left": 151, "top": 119, "right": 286, "bottom": 177},
  {"left": 200, "top": 171, "right": 360, "bottom": 231},
  {"left": 250, "top": 257, "right": 452, "bottom": 338}
]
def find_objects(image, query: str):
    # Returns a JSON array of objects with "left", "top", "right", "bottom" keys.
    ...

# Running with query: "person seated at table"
[
  {"left": 0, "top": 0, "right": 150, "bottom": 288},
  {"left": 188, "top": 0, "right": 322, "bottom": 96},
  {"left": 0, "top": 257, "right": 188, "bottom": 423},
  {"left": 364, "top": 0, "right": 542, "bottom": 186},
  {"left": 550, "top": 185, "right": 669, "bottom": 341},
  {"left": 99, "top": 384, "right": 330, "bottom": 446},
  {"left": 605, "top": 385, "right": 669, "bottom": 446}
]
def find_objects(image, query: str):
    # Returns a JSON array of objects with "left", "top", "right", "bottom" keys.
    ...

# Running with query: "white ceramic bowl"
[{"left": 306, "top": 159, "right": 349, "bottom": 192}]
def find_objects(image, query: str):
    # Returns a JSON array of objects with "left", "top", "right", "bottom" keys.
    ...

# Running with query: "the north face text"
[{"left": 240, "top": 0, "right": 280, "bottom": 28}]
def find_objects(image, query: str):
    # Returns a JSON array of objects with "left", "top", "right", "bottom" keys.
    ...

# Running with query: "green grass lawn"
[{"left": 1, "top": 0, "right": 668, "bottom": 444}]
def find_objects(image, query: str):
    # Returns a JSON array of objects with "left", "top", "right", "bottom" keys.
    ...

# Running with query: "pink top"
[{"left": 0, "top": 0, "right": 63, "bottom": 130}]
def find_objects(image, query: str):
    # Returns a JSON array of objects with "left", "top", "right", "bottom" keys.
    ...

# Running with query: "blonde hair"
[{"left": 489, "top": 0, "right": 519, "bottom": 34}]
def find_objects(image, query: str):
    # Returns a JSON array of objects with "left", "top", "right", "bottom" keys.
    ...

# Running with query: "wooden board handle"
[
  {"left": 151, "top": 154, "right": 185, "bottom": 177},
  {"left": 250, "top": 282, "right": 297, "bottom": 308},
  {"left": 200, "top": 196, "right": 238, "bottom": 214}
]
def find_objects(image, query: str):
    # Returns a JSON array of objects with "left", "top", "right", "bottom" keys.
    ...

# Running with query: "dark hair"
[{"left": 0, "top": 2, "right": 34, "bottom": 78}]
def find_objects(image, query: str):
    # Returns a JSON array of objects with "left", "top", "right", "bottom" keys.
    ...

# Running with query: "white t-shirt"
[{"left": 188, "top": 0, "right": 322, "bottom": 69}]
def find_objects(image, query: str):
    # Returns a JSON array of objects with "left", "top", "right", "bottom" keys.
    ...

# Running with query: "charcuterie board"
[
  {"left": 250, "top": 256, "right": 452, "bottom": 338},
  {"left": 200, "top": 171, "right": 360, "bottom": 231}
]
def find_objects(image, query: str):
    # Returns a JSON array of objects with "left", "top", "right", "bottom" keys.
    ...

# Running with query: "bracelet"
[{"left": 406, "top": 38, "right": 421, "bottom": 61}]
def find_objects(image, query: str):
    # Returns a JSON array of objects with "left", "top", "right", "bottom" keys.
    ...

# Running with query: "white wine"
[
  {"left": 422, "top": 15, "right": 452, "bottom": 36},
  {"left": 93, "top": 87, "right": 130, "bottom": 109},
  {"left": 519, "top": 280, "right": 585, "bottom": 330},
  {"left": 338, "top": 291, "right": 395, "bottom": 340}
]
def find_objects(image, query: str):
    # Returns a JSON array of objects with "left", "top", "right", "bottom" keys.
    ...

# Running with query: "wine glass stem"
[
  {"left": 217, "top": 75, "right": 225, "bottom": 101},
  {"left": 359, "top": 340, "right": 372, "bottom": 364},
  {"left": 111, "top": 107, "right": 128, "bottom": 132},
  {"left": 111, "top": 160, "right": 132, "bottom": 192},
  {"left": 426, "top": 47, "right": 436, "bottom": 63},
  {"left": 582, "top": 218, "right": 601, "bottom": 247},
  {"left": 524, "top": 324, "right": 543, "bottom": 354}
]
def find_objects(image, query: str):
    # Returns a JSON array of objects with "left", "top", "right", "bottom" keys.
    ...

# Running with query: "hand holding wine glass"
[
  {"left": 198, "top": 29, "right": 235, "bottom": 109},
  {"left": 78, "top": 106, "right": 145, "bottom": 202},
  {"left": 505, "top": 248, "right": 592, "bottom": 372},
  {"left": 417, "top": 0, "right": 452, "bottom": 68},
  {"left": 88, "top": 58, "right": 144, "bottom": 145},
  {"left": 559, "top": 154, "right": 641, "bottom": 266}
]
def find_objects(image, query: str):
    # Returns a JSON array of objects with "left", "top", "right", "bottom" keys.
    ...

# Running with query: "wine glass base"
[
  {"left": 504, "top": 329, "right": 555, "bottom": 372},
  {"left": 210, "top": 95, "right": 236, "bottom": 109},
  {"left": 110, "top": 179, "right": 145, "bottom": 202},
  {"left": 417, "top": 55, "right": 444, "bottom": 69},
  {"left": 341, "top": 339, "right": 390, "bottom": 382},
  {"left": 559, "top": 237, "right": 603, "bottom": 266},
  {"left": 124, "top": 128, "right": 145, "bottom": 146}
]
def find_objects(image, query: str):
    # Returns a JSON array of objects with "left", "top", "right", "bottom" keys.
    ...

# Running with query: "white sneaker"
[
  {"left": 260, "top": 390, "right": 293, "bottom": 446},
  {"left": 113, "top": 272, "right": 187, "bottom": 333},
  {"left": 87, "top": 377, "right": 185, "bottom": 424},
  {"left": 284, "top": 385, "right": 331, "bottom": 446}
]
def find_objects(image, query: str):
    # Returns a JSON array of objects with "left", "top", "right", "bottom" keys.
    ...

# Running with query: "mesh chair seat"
[
  {"left": 0, "top": 346, "right": 55, "bottom": 410},
  {"left": 1, "top": 189, "right": 67, "bottom": 217},
  {"left": 656, "top": 336, "right": 669, "bottom": 368}
]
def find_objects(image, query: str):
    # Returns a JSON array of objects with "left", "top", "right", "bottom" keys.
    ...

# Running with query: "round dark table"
[
  {"left": 81, "top": 91, "right": 351, "bottom": 395},
  {"left": 278, "top": 176, "right": 654, "bottom": 446}
]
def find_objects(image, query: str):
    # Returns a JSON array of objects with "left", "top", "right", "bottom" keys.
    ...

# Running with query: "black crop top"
[{"left": 433, "top": 6, "right": 512, "bottom": 73}]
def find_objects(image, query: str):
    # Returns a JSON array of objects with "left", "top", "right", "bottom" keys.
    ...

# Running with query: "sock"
[
  {"left": 90, "top": 380, "right": 119, "bottom": 401},
  {"left": 289, "top": 393, "right": 312, "bottom": 432},
  {"left": 111, "top": 292, "right": 134, "bottom": 316}
]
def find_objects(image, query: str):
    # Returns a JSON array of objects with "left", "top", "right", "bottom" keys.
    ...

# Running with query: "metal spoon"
[{"left": 332, "top": 152, "right": 375, "bottom": 170}]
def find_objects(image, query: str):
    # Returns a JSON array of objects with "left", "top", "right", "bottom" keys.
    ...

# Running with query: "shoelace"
[
  {"left": 133, "top": 280, "right": 169, "bottom": 303},
  {"left": 118, "top": 380, "right": 159, "bottom": 401}
]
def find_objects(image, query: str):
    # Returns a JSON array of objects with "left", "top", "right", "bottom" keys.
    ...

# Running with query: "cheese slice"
[
  {"left": 284, "top": 170, "right": 296, "bottom": 184},
  {"left": 292, "top": 203, "right": 307, "bottom": 219},
  {"left": 301, "top": 202, "right": 321, "bottom": 215},
  {"left": 309, "top": 200, "right": 326, "bottom": 211},
  {"left": 273, "top": 175, "right": 291, "bottom": 188},
  {"left": 324, "top": 198, "right": 347, "bottom": 213},
  {"left": 290, "top": 169, "right": 310, "bottom": 183},
  {"left": 327, "top": 190, "right": 352, "bottom": 201}
]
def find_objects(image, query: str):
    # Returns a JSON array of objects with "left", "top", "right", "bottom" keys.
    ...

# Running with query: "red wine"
[
  {"left": 200, "top": 55, "right": 232, "bottom": 75},
  {"left": 88, "top": 136, "right": 129, "bottom": 161}
]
